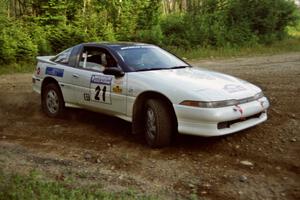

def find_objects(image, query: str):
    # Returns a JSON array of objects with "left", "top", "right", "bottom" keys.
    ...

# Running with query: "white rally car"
[{"left": 32, "top": 42, "right": 269, "bottom": 147}]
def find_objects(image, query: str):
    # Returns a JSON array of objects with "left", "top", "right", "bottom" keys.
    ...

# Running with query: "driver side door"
[{"left": 71, "top": 46, "right": 127, "bottom": 115}]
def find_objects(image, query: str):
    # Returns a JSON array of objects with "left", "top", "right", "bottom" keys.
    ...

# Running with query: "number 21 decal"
[
  {"left": 90, "top": 75, "right": 112, "bottom": 104},
  {"left": 95, "top": 85, "right": 106, "bottom": 102}
]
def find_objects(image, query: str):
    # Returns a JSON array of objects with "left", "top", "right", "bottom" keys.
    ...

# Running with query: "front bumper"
[{"left": 174, "top": 97, "right": 269, "bottom": 136}]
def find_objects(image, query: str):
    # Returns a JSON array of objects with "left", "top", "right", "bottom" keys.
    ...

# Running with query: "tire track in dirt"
[{"left": 0, "top": 52, "right": 299, "bottom": 199}]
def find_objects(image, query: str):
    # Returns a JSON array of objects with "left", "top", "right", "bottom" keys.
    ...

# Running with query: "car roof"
[{"left": 81, "top": 42, "right": 154, "bottom": 50}]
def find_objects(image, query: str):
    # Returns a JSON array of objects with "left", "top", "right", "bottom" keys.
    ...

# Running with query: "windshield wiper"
[
  {"left": 135, "top": 67, "right": 166, "bottom": 72},
  {"left": 169, "top": 66, "right": 188, "bottom": 69},
  {"left": 135, "top": 66, "right": 189, "bottom": 72}
]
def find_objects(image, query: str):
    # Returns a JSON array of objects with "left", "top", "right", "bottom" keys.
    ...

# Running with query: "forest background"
[{"left": 0, "top": 0, "right": 299, "bottom": 66}]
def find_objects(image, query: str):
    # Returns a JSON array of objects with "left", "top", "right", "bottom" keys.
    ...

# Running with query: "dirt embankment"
[{"left": 0, "top": 53, "right": 299, "bottom": 199}]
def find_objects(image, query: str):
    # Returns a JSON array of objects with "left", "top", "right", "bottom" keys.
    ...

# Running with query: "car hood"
[{"left": 129, "top": 67, "right": 262, "bottom": 102}]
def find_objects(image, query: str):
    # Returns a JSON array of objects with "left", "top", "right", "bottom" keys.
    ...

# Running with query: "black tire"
[
  {"left": 144, "top": 99, "right": 173, "bottom": 148},
  {"left": 42, "top": 83, "right": 65, "bottom": 118}
]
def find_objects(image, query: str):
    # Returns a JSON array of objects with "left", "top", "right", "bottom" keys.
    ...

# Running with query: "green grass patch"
[
  {"left": 0, "top": 62, "right": 35, "bottom": 75},
  {"left": 0, "top": 170, "right": 157, "bottom": 200},
  {"left": 168, "top": 37, "right": 300, "bottom": 60}
]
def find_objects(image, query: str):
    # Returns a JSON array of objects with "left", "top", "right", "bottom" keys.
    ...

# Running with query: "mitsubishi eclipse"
[{"left": 32, "top": 42, "right": 269, "bottom": 147}]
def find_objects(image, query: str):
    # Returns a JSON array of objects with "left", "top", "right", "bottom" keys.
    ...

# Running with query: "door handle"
[{"left": 72, "top": 74, "right": 80, "bottom": 78}]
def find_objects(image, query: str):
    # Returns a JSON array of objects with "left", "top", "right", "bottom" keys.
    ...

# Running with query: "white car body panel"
[
  {"left": 33, "top": 54, "right": 269, "bottom": 137},
  {"left": 127, "top": 68, "right": 261, "bottom": 103},
  {"left": 174, "top": 97, "right": 268, "bottom": 136}
]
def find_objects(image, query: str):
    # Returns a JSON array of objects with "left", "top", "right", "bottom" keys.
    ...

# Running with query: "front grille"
[{"left": 217, "top": 112, "right": 263, "bottom": 129}]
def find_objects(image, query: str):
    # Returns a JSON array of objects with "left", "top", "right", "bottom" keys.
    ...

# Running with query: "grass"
[
  {"left": 1, "top": 36, "right": 300, "bottom": 75},
  {"left": 0, "top": 61, "right": 35, "bottom": 75},
  {"left": 0, "top": 170, "right": 157, "bottom": 200},
  {"left": 169, "top": 37, "right": 300, "bottom": 60}
]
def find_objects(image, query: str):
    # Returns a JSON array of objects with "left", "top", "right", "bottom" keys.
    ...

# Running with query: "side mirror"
[{"left": 103, "top": 67, "right": 125, "bottom": 77}]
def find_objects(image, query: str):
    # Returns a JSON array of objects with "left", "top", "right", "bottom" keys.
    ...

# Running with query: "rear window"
[{"left": 51, "top": 48, "right": 73, "bottom": 65}]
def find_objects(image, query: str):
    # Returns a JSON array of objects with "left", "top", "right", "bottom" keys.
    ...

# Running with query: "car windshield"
[{"left": 116, "top": 46, "right": 189, "bottom": 71}]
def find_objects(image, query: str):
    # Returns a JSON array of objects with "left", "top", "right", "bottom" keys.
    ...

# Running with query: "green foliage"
[
  {"left": 35, "top": 0, "right": 67, "bottom": 25},
  {"left": 137, "top": 0, "right": 162, "bottom": 30},
  {"left": 47, "top": 25, "right": 86, "bottom": 53},
  {"left": 0, "top": 0, "right": 299, "bottom": 65},
  {"left": 287, "top": 17, "right": 300, "bottom": 37},
  {"left": 160, "top": 14, "right": 190, "bottom": 47},
  {"left": 225, "top": 0, "right": 298, "bottom": 44},
  {"left": 160, "top": 0, "right": 299, "bottom": 48},
  {"left": 0, "top": 171, "right": 157, "bottom": 200},
  {"left": 167, "top": 37, "right": 300, "bottom": 60},
  {"left": 28, "top": 24, "right": 52, "bottom": 55},
  {"left": 0, "top": 18, "right": 38, "bottom": 64},
  {"left": 135, "top": 25, "right": 164, "bottom": 45},
  {"left": 0, "top": 62, "right": 35, "bottom": 75}
]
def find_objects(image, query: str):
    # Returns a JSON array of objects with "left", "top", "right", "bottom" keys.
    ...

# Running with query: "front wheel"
[
  {"left": 42, "top": 83, "right": 65, "bottom": 118},
  {"left": 144, "top": 99, "right": 173, "bottom": 148}
]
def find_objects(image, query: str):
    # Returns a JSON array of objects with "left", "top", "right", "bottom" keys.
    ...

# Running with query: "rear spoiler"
[{"left": 36, "top": 56, "right": 56, "bottom": 65}]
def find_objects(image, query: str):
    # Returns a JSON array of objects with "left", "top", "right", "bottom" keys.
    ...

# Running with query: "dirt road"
[{"left": 0, "top": 53, "right": 299, "bottom": 199}]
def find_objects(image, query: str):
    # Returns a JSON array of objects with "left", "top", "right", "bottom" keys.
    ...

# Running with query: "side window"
[
  {"left": 52, "top": 48, "right": 73, "bottom": 65},
  {"left": 78, "top": 47, "right": 117, "bottom": 72}
]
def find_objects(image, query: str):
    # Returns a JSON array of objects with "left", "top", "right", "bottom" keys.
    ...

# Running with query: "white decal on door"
[{"left": 90, "top": 75, "right": 112, "bottom": 104}]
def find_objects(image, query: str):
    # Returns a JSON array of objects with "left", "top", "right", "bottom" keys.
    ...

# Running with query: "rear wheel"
[
  {"left": 144, "top": 99, "right": 173, "bottom": 148},
  {"left": 42, "top": 83, "right": 64, "bottom": 118}
]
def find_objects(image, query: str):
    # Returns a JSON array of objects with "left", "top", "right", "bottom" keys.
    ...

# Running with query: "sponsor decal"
[
  {"left": 223, "top": 84, "right": 246, "bottom": 93},
  {"left": 113, "top": 85, "right": 122, "bottom": 93},
  {"left": 128, "top": 88, "right": 134, "bottom": 96},
  {"left": 233, "top": 105, "right": 245, "bottom": 120},
  {"left": 84, "top": 93, "right": 90, "bottom": 101},
  {"left": 91, "top": 75, "right": 112, "bottom": 85},
  {"left": 120, "top": 46, "right": 155, "bottom": 50},
  {"left": 45, "top": 67, "right": 64, "bottom": 77}
]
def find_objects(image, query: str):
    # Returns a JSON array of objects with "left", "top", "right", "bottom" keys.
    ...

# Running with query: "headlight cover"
[
  {"left": 254, "top": 91, "right": 264, "bottom": 99},
  {"left": 180, "top": 99, "right": 238, "bottom": 108},
  {"left": 180, "top": 92, "right": 265, "bottom": 108}
]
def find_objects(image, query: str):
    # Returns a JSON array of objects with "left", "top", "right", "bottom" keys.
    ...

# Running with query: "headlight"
[
  {"left": 254, "top": 91, "right": 264, "bottom": 99},
  {"left": 180, "top": 92, "right": 265, "bottom": 108},
  {"left": 180, "top": 99, "right": 238, "bottom": 108}
]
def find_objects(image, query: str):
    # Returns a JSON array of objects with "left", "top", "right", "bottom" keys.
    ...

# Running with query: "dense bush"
[
  {"left": 134, "top": 25, "right": 164, "bottom": 45},
  {"left": 226, "top": 0, "right": 298, "bottom": 44},
  {"left": 0, "top": 0, "right": 298, "bottom": 64},
  {"left": 160, "top": 0, "right": 299, "bottom": 48},
  {"left": 0, "top": 18, "right": 37, "bottom": 63},
  {"left": 160, "top": 14, "right": 191, "bottom": 47}
]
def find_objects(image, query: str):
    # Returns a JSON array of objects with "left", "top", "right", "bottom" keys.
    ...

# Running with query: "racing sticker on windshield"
[
  {"left": 90, "top": 75, "right": 112, "bottom": 104},
  {"left": 120, "top": 46, "right": 155, "bottom": 50},
  {"left": 223, "top": 84, "right": 246, "bottom": 93},
  {"left": 45, "top": 67, "right": 64, "bottom": 77}
]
